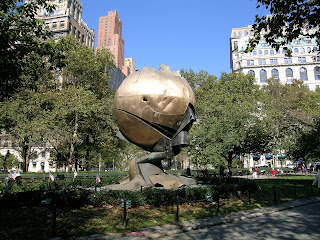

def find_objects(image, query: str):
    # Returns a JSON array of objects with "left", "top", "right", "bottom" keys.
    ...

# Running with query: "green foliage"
[
  {"left": 0, "top": 0, "right": 56, "bottom": 101},
  {"left": 0, "top": 177, "right": 258, "bottom": 208},
  {"left": 0, "top": 35, "right": 118, "bottom": 171},
  {"left": 183, "top": 71, "right": 268, "bottom": 170},
  {"left": 248, "top": 0, "right": 320, "bottom": 54},
  {"left": 259, "top": 79, "right": 317, "bottom": 161},
  {"left": 289, "top": 120, "right": 320, "bottom": 161}
]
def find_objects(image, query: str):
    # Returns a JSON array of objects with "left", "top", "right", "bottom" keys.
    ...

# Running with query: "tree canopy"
[
  {"left": 181, "top": 70, "right": 269, "bottom": 171},
  {"left": 0, "top": 0, "right": 56, "bottom": 101},
  {"left": 248, "top": 0, "right": 320, "bottom": 54}
]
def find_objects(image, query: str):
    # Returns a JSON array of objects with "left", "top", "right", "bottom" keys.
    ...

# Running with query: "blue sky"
[{"left": 80, "top": 0, "right": 267, "bottom": 77}]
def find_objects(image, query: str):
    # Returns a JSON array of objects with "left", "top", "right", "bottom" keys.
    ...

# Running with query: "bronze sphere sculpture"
[{"left": 109, "top": 65, "right": 196, "bottom": 190}]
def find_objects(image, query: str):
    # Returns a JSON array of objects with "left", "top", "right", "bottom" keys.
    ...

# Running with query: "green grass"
[
  {"left": 253, "top": 176, "right": 317, "bottom": 206},
  {"left": 0, "top": 175, "right": 319, "bottom": 240}
]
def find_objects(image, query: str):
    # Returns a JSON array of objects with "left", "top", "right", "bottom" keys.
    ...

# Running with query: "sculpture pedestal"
[{"left": 105, "top": 154, "right": 197, "bottom": 191}]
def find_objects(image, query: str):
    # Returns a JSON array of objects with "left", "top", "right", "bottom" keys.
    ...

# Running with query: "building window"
[
  {"left": 300, "top": 67, "right": 308, "bottom": 81},
  {"left": 298, "top": 57, "right": 306, "bottom": 63},
  {"left": 258, "top": 50, "right": 262, "bottom": 55},
  {"left": 260, "top": 69, "right": 267, "bottom": 83},
  {"left": 294, "top": 48, "right": 298, "bottom": 53},
  {"left": 271, "top": 69, "right": 279, "bottom": 80},
  {"left": 45, "top": 22, "right": 50, "bottom": 29},
  {"left": 247, "top": 60, "right": 250, "bottom": 66},
  {"left": 264, "top": 50, "right": 268, "bottom": 55},
  {"left": 306, "top": 39, "right": 312, "bottom": 44},
  {"left": 284, "top": 58, "right": 292, "bottom": 64},
  {"left": 248, "top": 70, "right": 255, "bottom": 76},
  {"left": 52, "top": 22, "right": 57, "bottom": 31},
  {"left": 238, "top": 31, "right": 241, "bottom": 36},
  {"left": 307, "top": 47, "right": 311, "bottom": 53},
  {"left": 258, "top": 59, "right": 266, "bottom": 65},
  {"left": 300, "top": 48, "right": 305, "bottom": 53},
  {"left": 315, "top": 67, "right": 320, "bottom": 80},
  {"left": 233, "top": 32, "right": 236, "bottom": 37},
  {"left": 253, "top": 51, "right": 257, "bottom": 55},
  {"left": 286, "top": 68, "right": 293, "bottom": 82},
  {"left": 270, "top": 59, "right": 277, "bottom": 64},
  {"left": 270, "top": 50, "right": 274, "bottom": 55},
  {"left": 60, "top": 21, "right": 65, "bottom": 30},
  {"left": 251, "top": 60, "right": 254, "bottom": 66},
  {"left": 233, "top": 41, "right": 238, "bottom": 49}
]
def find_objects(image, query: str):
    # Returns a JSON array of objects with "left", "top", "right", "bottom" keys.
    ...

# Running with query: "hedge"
[{"left": 0, "top": 177, "right": 258, "bottom": 208}]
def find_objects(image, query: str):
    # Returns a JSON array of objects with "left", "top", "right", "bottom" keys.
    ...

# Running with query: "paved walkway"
[{"left": 52, "top": 196, "right": 320, "bottom": 240}]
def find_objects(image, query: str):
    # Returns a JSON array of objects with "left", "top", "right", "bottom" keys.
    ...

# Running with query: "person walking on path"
[
  {"left": 312, "top": 170, "right": 320, "bottom": 193},
  {"left": 271, "top": 168, "right": 276, "bottom": 178},
  {"left": 252, "top": 167, "right": 257, "bottom": 179}
]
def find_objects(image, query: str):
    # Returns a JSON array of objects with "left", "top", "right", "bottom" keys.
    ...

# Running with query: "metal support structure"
[
  {"left": 123, "top": 199, "right": 127, "bottom": 227},
  {"left": 273, "top": 186, "right": 277, "bottom": 206},
  {"left": 175, "top": 195, "right": 179, "bottom": 221}
]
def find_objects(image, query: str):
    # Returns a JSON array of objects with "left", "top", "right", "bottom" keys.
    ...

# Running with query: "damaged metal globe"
[{"left": 107, "top": 65, "right": 196, "bottom": 190}]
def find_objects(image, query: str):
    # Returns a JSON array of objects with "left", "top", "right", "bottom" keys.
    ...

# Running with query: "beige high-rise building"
[
  {"left": 97, "top": 11, "right": 125, "bottom": 69},
  {"left": 26, "top": 0, "right": 95, "bottom": 48},
  {"left": 124, "top": 58, "right": 137, "bottom": 73}
]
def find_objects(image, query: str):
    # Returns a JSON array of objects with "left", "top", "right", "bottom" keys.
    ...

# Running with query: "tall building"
[
  {"left": 97, "top": 11, "right": 125, "bottom": 69},
  {"left": 230, "top": 24, "right": 320, "bottom": 90},
  {"left": 124, "top": 58, "right": 137, "bottom": 73},
  {"left": 26, "top": 0, "right": 95, "bottom": 48}
]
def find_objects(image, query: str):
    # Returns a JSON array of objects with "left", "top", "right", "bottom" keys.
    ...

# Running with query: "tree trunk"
[
  {"left": 69, "top": 113, "right": 78, "bottom": 170},
  {"left": 22, "top": 137, "right": 30, "bottom": 172},
  {"left": 227, "top": 152, "right": 233, "bottom": 177}
]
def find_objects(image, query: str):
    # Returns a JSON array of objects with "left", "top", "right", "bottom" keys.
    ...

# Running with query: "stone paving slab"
[{"left": 52, "top": 197, "right": 320, "bottom": 240}]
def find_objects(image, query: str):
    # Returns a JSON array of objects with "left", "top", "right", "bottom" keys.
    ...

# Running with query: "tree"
[
  {"left": 0, "top": 0, "right": 56, "bottom": 101},
  {"left": 248, "top": 0, "right": 320, "bottom": 54},
  {"left": 0, "top": 36, "right": 117, "bottom": 172},
  {"left": 259, "top": 78, "right": 315, "bottom": 166},
  {"left": 180, "top": 68, "right": 213, "bottom": 92},
  {"left": 0, "top": 88, "right": 55, "bottom": 172},
  {"left": 287, "top": 89, "right": 320, "bottom": 161},
  {"left": 182, "top": 70, "right": 268, "bottom": 172},
  {"left": 44, "top": 37, "right": 117, "bottom": 171}
]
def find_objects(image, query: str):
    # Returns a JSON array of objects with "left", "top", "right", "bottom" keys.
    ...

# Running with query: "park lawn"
[
  {"left": 0, "top": 198, "right": 261, "bottom": 239},
  {"left": 253, "top": 176, "right": 316, "bottom": 206},
  {"left": 0, "top": 175, "right": 318, "bottom": 239}
]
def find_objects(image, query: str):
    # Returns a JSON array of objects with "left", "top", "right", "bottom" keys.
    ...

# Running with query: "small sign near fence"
[
  {"left": 205, "top": 195, "right": 213, "bottom": 202},
  {"left": 121, "top": 199, "right": 131, "bottom": 209}
]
